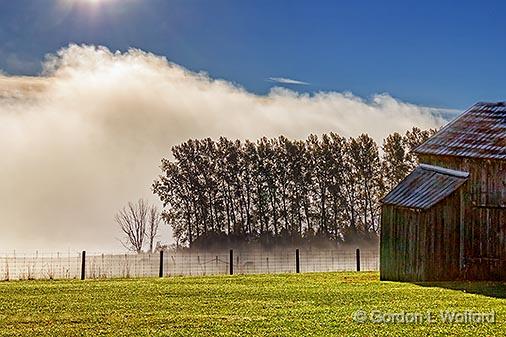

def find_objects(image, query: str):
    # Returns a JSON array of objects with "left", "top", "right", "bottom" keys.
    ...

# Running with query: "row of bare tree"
[{"left": 151, "top": 127, "right": 435, "bottom": 248}]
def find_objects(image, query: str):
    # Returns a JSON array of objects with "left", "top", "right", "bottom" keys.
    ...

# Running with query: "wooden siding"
[
  {"left": 410, "top": 154, "right": 505, "bottom": 280},
  {"left": 380, "top": 189, "right": 462, "bottom": 282},
  {"left": 418, "top": 155, "right": 506, "bottom": 208}
]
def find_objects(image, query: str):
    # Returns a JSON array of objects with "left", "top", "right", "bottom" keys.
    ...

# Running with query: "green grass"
[{"left": 0, "top": 272, "right": 505, "bottom": 336}]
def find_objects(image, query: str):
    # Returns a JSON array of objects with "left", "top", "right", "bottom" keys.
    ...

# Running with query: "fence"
[{"left": 0, "top": 248, "right": 379, "bottom": 281}]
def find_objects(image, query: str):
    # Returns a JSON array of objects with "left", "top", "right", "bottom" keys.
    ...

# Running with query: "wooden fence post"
[
  {"left": 159, "top": 250, "right": 164, "bottom": 277},
  {"left": 229, "top": 249, "right": 234, "bottom": 275},
  {"left": 356, "top": 248, "right": 361, "bottom": 272},
  {"left": 295, "top": 249, "right": 300, "bottom": 273},
  {"left": 81, "top": 251, "right": 86, "bottom": 280}
]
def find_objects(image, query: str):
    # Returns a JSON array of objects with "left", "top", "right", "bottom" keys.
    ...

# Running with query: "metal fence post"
[
  {"left": 159, "top": 250, "right": 164, "bottom": 277},
  {"left": 356, "top": 248, "right": 361, "bottom": 272},
  {"left": 81, "top": 250, "right": 86, "bottom": 280},
  {"left": 229, "top": 249, "right": 234, "bottom": 275},
  {"left": 295, "top": 249, "right": 300, "bottom": 273}
]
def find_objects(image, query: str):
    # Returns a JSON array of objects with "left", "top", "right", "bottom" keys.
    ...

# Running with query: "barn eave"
[{"left": 381, "top": 164, "right": 469, "bottom": 210}]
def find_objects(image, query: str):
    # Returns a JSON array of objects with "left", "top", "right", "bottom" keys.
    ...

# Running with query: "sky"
[
  {"left": 0, "top": 0, "right": 504, "bottom": 251},
  {"left": 1, "top": 0, "right": 506, "bottom": 109}
]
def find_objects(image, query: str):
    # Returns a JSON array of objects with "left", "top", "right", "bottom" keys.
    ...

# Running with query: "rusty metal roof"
[
  {"left": 415, "top": 102, "right": 506, "bottom": 160},
  {"left": 381, "top": 164, "right": 469, "bottom": 210}
]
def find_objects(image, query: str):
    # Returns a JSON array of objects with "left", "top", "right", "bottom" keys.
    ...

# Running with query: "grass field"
[{"left": 0, "top": 272, "right": 504, "bottom": 336}]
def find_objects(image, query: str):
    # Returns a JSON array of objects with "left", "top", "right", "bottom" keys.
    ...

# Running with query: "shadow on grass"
[{"left": 415, "top": 282, "right": 506, "bottom": 299}]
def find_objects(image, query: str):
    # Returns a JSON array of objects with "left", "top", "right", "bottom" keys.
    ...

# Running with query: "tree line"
[{"left": 152, "top": 128, "right": 435, "bottom": 249}]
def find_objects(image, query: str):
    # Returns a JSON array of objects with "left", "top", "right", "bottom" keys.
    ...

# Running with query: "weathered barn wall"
[
  {"left": 418, "top": 155, "right": 506, "bottom": 207},
  {"left": 417, "top": 155, "right": 506, "bottom": 280},
  {"left": 382, "top": 102, "right": 506, "bottom": 281},
  {"left": 380, "top": 189, "right": 462, "bottom": 281},
  {"left": 381, "top": 205, "right": 421, "bottom": 281}
]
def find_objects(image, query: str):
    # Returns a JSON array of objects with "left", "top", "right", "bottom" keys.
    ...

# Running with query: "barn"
[{"left": 380, "top": 101, "right": 506, "bottom": 281}]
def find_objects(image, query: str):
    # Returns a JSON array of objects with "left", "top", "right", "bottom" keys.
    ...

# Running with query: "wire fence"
[{"left": 0, "top": 248, "right": 379, "bottom": 281}]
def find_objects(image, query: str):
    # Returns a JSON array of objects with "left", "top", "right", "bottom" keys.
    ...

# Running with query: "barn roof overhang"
[{"left": 381, "top": 164, "right": 469, "bottom": 210}]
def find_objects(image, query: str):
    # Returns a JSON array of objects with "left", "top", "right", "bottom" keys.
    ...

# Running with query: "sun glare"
[
  {"left": 64, "top": 0, "right": 106, "bottom": 5},
  {"left": 60, "top": 0, "right": 109, "bottom": 10}
]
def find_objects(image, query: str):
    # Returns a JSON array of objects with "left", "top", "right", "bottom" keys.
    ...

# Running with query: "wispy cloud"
[{"left": 268, "top": 77, "right": 310, "bottom": 85}]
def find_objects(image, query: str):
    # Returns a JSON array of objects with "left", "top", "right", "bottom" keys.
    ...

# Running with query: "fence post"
[
  {"left": 229, "top": 249, "right": 234, "bottom": 275},
  {"left": 295, "top": 249, "right": 300, "bottom": 273},
  {"left": 356, "top": 248, "right": 361, "bottom": 272},
  {"left": 81, "top": 250, "right": 86, "bottom": 280},
  {"left": 159, "top": 250, "right": 164, "bottom": 277}
]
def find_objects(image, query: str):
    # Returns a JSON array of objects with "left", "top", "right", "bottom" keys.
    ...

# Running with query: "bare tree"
[
  {"left": 147, "top": 205, "right": 161, "bottom": 253},
  {"left": 115, "top": 199, "right": 149, "bottom": 253}
]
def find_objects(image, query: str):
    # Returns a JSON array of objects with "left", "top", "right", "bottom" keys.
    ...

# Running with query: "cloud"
[
  {"left": 0, "top": 44, "right": 447, "bottom": 251},
  {"left": 268, "top": 77, "right": 310, "bottom": 85}
]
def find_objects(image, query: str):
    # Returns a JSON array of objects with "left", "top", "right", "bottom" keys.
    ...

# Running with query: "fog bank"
[{"left": 0, "top": 44, "right": 446, "bottom": 251}]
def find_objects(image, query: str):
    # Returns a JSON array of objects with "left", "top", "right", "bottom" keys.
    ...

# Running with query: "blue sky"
[{"left": 1, "top": 0, "right": 506, "bottom": 109}]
